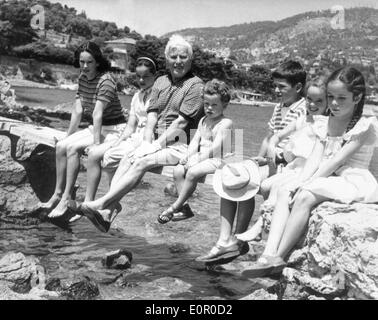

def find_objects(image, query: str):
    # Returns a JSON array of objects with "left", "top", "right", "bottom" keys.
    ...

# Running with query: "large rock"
[
  {"left": 0, "top": 133, "right": 56, "bottom": 223},
  {"left": 45, "top": 276, "right": 100, "bottom": 300},
  {"left": 102, "top": 249, "right": 133, "bottom": 270},
  {"left": 282, "top": 202, "right": 378, "bottom": 300},
  {"left": 0, "top": 252, "right": 45, "bottom": 294}
]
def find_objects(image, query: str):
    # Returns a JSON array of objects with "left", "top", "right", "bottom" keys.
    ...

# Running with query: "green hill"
[{"left": 164, "top": 7, "right": 378, "bottom": 68}]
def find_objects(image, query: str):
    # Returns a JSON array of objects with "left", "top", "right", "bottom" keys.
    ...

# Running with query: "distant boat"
[{"left": 231, "top": 90, "right": 276, "bottom": 107}]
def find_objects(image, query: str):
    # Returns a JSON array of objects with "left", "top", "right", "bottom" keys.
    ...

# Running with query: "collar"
[
  {"left": 278, "top": 97, "right": 305, "bottom": 110},
  {"left": 167, "top": 71, "right": 194, "bottom": 85},
  {"left": 141, "top": 87, "right": 152, "bottom": 95}
]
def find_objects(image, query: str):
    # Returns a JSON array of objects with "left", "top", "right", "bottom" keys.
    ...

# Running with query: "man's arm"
[{"left": 154, "top": 115, "right": 189, "bottom": 148}]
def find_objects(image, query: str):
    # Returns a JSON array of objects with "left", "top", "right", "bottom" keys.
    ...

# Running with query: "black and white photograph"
[{"left": 0, "top": 0, "right": 377, "bottom": 304}]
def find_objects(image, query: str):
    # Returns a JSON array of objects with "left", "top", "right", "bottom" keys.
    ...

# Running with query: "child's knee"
[
  {"left": 67, "top": 143, "right": 82, "bottom": 157},
  {"left": 260, "top": 180, "right": 271, "bottom": 195},
  {"left": 87, "top": 148, "right": 103, "bottom": 163},
  {"left": 185, "top": 168, "right": 201, "bottom": 181},
  {"left": 56, "top": 140, "right": 67, "bottom": 155},
  {"left": 173, "top": 164, "right": 185, "bottom": 177},
  {"left": 294, "top": 190, "right": 315, "bottom": 208}
]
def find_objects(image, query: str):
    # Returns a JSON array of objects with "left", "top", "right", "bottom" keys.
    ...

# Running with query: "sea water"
[{"left": 1, "top": 87, "right": 376, "bottom": 300}]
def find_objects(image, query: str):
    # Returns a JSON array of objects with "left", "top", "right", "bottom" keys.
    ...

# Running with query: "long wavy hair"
[{"left": 326, "top": 66, "right": 366, "bottom": 133}]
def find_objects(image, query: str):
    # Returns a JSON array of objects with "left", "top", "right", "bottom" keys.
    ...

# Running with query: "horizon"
[{"left": 50, "top": 0, "right": 378, "bottom": 36}]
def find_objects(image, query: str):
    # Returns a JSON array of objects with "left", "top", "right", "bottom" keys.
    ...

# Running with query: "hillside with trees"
[{"left": 1, "top": 2, "right": 377, "bottom": 97}]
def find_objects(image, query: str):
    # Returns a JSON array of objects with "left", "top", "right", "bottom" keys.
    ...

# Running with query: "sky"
[{"left": 50, "top": 0, "right": 378, "bottom": 36}]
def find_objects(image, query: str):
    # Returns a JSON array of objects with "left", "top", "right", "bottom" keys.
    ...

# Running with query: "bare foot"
[
  {"left": 235, "top": 217, "right": 263, "bottom": 242},
  {"left": 48, "top": 199, "right": 71, "bottom": 218},
  {"left": 38, "top": 194, "right": 61, "bottom": 210}
]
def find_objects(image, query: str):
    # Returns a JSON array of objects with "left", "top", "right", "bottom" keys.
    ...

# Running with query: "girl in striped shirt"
[{"left": 38, "top": 41, "right": 126, "bottom": 218}]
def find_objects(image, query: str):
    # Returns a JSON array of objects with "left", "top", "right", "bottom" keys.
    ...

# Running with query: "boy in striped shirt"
[{"left": 252, "top": 60, "right": 307, "bottom": 176}]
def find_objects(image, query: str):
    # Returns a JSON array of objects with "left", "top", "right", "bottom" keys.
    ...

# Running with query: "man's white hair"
[{"left": 164, "top": 34, "right": 193, "bottom": 59}]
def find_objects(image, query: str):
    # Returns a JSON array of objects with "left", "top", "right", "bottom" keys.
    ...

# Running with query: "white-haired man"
[{"left": 79, "top": 35, "right": 204, "bottom": 232}]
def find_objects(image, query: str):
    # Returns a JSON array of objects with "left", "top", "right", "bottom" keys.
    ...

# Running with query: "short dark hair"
[
  {"left": 73, "top": 41, "right": 111, "bottom": 73},
  {"left": 203, "top": 79, "right": 231, "bottom": 104},
  {"left": 272, "top": 60, "right": 307, "bottom": 93},
  {"left": 136, "top": 56, "right": 157, "bottom": 75}
]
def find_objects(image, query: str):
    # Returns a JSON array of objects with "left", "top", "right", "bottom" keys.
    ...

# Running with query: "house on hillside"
[
  {"left": 105, "top": 37, "right": 136, "bottom": 73},
  {"left": 36, "top": 30, "right": 86, "bottom": 48}
]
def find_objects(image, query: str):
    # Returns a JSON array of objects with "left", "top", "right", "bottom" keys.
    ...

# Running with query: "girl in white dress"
[
  {"left": 243, "top": 66, "right": 378, "bottom": 277},
  {"left": 237, "top": 77, "right": 329, "bottom": 242}
]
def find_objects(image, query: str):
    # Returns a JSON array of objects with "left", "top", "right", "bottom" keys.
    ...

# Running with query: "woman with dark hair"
[
  {"left": 243, "top": 66, "right": 378, "bottom": 277},
  {"left": 38, "top": 41, "right": 127, "bottom": 218},
  {"left": 68, "top": 56, "right": 157, "bottom": 223}
]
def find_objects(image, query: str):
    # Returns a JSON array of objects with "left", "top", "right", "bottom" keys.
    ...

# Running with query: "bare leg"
[
  {"left": 173, "top": 164, "right": 186, "bottom": 195},
  {"left": 49, "top": 132, "right": 93, "bottom": 218},
  {"left": 40, "top": 140, "right": 68, "bottom": 209},
  {"left": 236, "top": 174, "right": 296, "bottom": 242},
  {"left": 171, "top": 162, "right": 215, "bottom": 210},
  {"left": 276, "top": 190, "right": 326, "bottom": 258},
  {"left": 84, "top": 148, "right": 179, "bottom": 211},
  {"left": 103, "top": 168, "right": 116, "bottom": 187},
  {"left": 42, "top": 130, "right": 91, "bottom": 209},
  {"left": 266, "top": 173, "right": 296, "bottom": 204},
  {"left": 84, "top": 142, "right": 113, "bottom": 202},
  {"left": 262, "top": 186, "right": 292, "bottom": 256},
  {"left": 234, "top": 197, "right": 255, "bottom": 234},
  {"left": 102, "top": 139, "right": 138, "bottom": 186},
  {"left": 111, "top": 155, "right": 133, "bottom": 185},
  {"left": 217, "top": 198, "right": 238, "bottom": 246}
]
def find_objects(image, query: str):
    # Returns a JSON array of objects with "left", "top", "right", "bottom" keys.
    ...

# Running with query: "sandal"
[
  {"left": 195, "top": 243, "right": 241, "bottom": 263},
  {"left": 242, "top": 255, "right": 286, "bottom": 278},
  {"left": 157, "top": 206, "right": 179, "bottom": 224},
  {"left": 171, "top": 203, "right": 194, "bottom": 222}
]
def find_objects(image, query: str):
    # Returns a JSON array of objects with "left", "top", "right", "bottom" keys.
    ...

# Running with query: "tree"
[{"left": 66, "top": 17, "right": 92, "bottom": 38}]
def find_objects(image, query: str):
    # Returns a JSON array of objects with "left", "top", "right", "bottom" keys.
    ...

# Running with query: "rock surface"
[
  {"left": 0, "top": 134, "right": 56, "bottom": 224},
  {"left": 0, "top": 252, "right": 99, "bottom": 300},
  {"left": 1, "top": 107, "right": 378, "bottom": 299},
  {"left": 102, "top": 249, "right": 133, "bottom": 270},
  {"left": 282, "top": 202, "right": 378, "bottom": 300},
  {"left": 0, "top": 252, "right": 44, "bottom": 293},
  {"left": 45, "top": 276, "right": 100, "bottom": 300}
]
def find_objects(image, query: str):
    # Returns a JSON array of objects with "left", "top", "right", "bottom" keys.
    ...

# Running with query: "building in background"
[{"left": 105, "top": 37, "right": 136, "bottom": 73}]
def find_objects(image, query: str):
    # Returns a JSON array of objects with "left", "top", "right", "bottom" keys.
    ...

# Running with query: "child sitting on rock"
[
  {"left": 243, "top": 66, "right": 378, "bottom": 278},
  {"left": 157, "top": 79, "right": 233, "bottom": 223},
  {"left": 236, "top": 76, "right": 329, "bottom": 242}
]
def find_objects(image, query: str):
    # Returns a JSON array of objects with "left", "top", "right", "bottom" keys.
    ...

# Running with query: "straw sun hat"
[{"left": 213, "top": 159, "right": 261, "bottom": 202}]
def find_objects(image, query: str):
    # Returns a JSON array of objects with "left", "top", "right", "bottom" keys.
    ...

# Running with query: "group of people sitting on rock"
[{"left": 37, "top": 35, "right": 378, "bottom": 278}]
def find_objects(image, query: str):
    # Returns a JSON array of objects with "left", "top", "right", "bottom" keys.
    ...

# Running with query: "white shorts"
[
  {"left": 102, "top": 134, "right": 143, "bottom": 170},
  {"left": 85, "top": 123, "right": 127, "bottom": 143},
  {"left": 164, "top": 141, "right": 189, "bottom": 163}
]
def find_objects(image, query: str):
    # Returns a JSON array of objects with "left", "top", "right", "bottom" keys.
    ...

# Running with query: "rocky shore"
[{"left": 0, "top": 84, "right": 377, "bottom": 300}]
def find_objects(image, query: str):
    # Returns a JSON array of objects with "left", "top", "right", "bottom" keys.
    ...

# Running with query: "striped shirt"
[
  {"left": 147, "top": 72, "right": 204, "bottom": 143},
  {"left": 268, "top": 97, "right": 306, "bottom": 149},
  {"left": 76, "top": 72, "right": 126, "bottom": 126}
]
